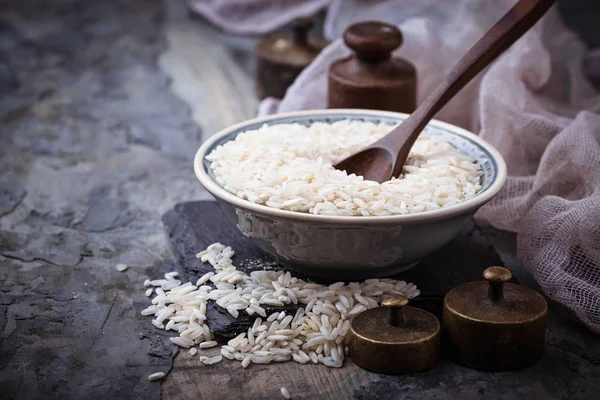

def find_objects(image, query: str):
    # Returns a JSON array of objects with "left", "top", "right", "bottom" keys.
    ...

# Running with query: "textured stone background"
[{"left": 0, "top": 0, "right": 212, "bottom": 398}]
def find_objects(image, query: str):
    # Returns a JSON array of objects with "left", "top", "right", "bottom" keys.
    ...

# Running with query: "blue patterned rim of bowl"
[{"left": 195, "top": 109, "right": 507, "bottom": 223}]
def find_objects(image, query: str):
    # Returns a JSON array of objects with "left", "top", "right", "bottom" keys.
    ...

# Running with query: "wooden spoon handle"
[{"left": 385, "top": 0, "right": 555, "bottom": 172}]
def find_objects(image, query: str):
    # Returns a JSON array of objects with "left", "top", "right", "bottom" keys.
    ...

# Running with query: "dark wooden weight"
[{"left": 328, "top": 21, "right": 417, "bottom": 113}]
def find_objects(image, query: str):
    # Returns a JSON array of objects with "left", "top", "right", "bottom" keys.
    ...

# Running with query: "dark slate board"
[{"left": 162, "top": 201, "right": 504, "bottom": 336}]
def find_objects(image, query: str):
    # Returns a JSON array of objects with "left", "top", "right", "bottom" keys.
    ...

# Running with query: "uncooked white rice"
[
  {"left": 116, "top": 263, "right": 128, "bottom": 272},
  {"left": 206, "top": 121, "right": 482, "bottom": 216},
  {"left": 202, "top": 355, "right": 223, "bottom": 365},
  {"left": 148, "top": 372, "right": 165, "bottom": 381},
  {"left": 281, "top": 387, "right": 291, "bottom": 399},
  {"left": 141, "top": 242, "right": 419, "bottom": 372}
]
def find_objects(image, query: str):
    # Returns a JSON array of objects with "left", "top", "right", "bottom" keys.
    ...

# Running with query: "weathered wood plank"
[{"left": 159, "top": 0, "right": 258, "bottom": 141}]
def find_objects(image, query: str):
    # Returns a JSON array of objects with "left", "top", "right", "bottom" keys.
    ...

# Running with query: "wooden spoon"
[{"left": 334, "top": 0, "right": 555, "bottom": 183}]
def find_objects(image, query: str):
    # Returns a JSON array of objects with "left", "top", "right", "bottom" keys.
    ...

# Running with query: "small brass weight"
[
  {"left": 348, "top": 295, "right": 440, "bottom": 374},
  {"left": 443, "top": 266, "right": 548, "bottom": 371},
  {"left": 256, "top": 19, "right": 328, "bottom": 100}
]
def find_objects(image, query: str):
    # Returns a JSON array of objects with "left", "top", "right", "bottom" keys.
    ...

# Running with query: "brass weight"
[
  {"left": 256, "top": 19, "right": 329, "bottom": 100},
  {"left": 443, "top": 266, "right": 548, "bottom": 371},
  {"left": 348, "top": 295, "right": 440, "bottom": 374}
]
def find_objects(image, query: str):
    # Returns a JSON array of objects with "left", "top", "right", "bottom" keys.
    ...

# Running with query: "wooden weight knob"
[{"left": 344, "top": 21, "right": 404, "bottom": 61}]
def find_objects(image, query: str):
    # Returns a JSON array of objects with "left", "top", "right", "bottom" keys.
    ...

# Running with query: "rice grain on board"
[
  {"left": 148, "top": 372, "right": 165, "bottom": 381},
  {"left": 206, "top": 121, "right": 482, "bottom": 216},
  {"left": 141, "top": 242, "right": 419, "bottom": 371}
]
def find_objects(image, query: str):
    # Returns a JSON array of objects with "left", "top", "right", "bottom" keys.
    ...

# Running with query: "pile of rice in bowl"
[{"left": 206, "top": 120, "right": 482, "bottom": 216}]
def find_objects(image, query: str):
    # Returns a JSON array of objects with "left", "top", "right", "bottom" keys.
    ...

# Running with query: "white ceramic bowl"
[{"left": 194, "top": 110, "right": 506, "bottom": 279}]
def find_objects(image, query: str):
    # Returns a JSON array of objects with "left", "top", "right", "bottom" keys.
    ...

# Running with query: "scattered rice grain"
[
  {"left": 148, "top": 372, "right": 165, "bottom": 381},
  {"left": 142, "top": 241, "right": 419, "bottom": 371}
]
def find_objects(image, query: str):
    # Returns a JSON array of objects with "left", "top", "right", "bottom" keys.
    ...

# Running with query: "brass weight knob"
[
  {"left": 381, "top": 295, "right": 409, "bottom": 326},
  {"left": 443, "top": 266, "right": 548, "bottom": 371},
  {"left": 483, "top": 265, "right": 512, "bottom": 300},
  {"left": 348, "top": 295, "right": 440, "bottom": 374}
]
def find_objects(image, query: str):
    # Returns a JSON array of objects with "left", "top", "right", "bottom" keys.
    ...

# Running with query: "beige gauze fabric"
[{"left": 191, "top": 0, "right": 600, "bottom": 332}]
